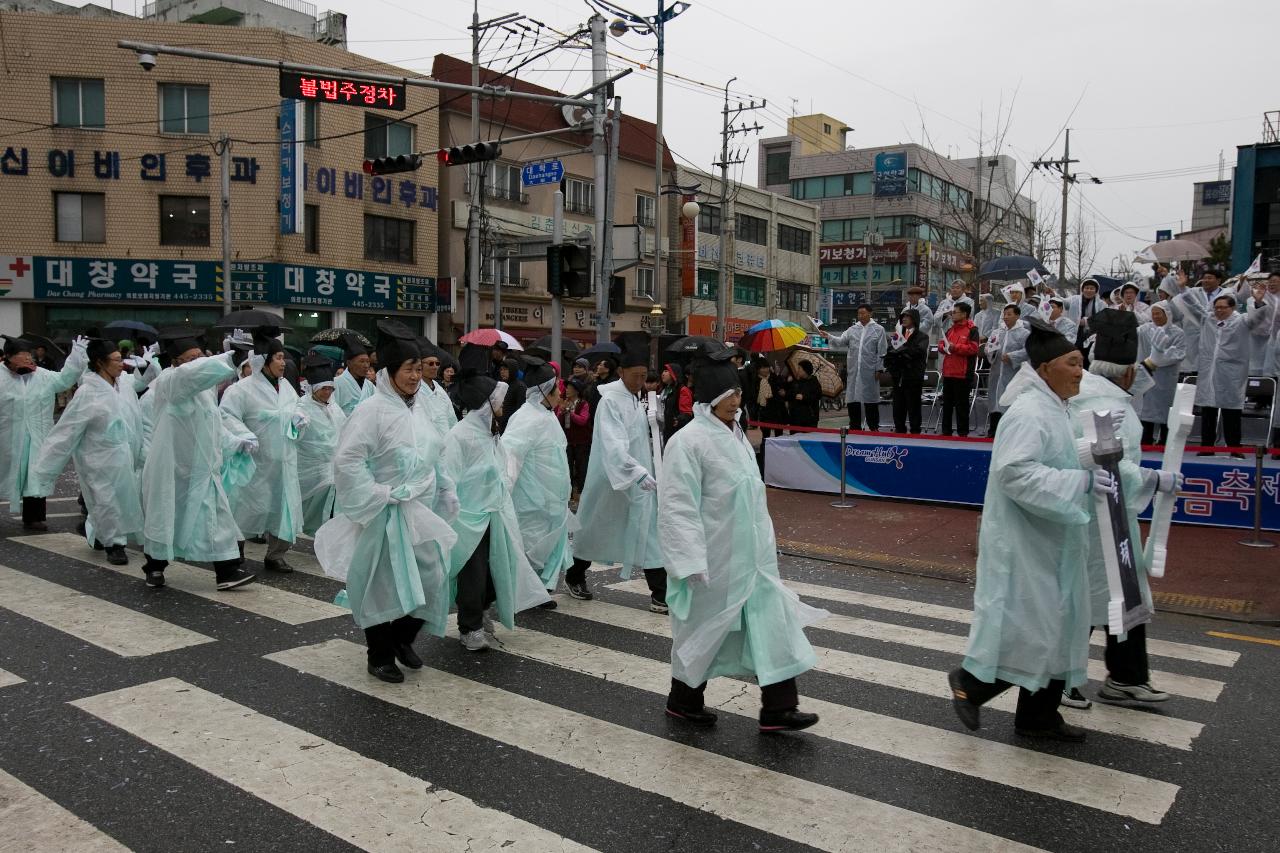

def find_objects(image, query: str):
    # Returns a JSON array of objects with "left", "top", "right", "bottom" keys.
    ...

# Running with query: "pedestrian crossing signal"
[
  {"left": 438, "top": 142, "right": 502, "bottom": 167},
  {"left": 546, "top": 243, "right": 590, "bottom": 298},
  {"left": 362, "top": 154, "right": 422, "bottom": 175}
]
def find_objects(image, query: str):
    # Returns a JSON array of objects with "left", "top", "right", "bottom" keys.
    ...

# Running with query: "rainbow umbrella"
[{"left": 737, "top": 319, "right": 808, "bottom": 353}]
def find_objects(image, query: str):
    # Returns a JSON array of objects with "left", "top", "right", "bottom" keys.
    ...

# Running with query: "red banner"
[{"left": 680, "top": 194, "right": 697, "bottom": 297}]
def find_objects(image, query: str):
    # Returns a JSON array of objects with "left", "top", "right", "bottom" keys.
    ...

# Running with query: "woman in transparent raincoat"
[{"left": 294, "top": 353, "right": 346, "bottom": 536}]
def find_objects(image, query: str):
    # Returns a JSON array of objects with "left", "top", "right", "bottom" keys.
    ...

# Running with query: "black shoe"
[
  {"left": 367, "top": 662, "right": 404, "bottom": 683},
  {"left": 394, "top": 643, "right": 423, "bottom": 670},
  {"left": 22, "top": 521, "right": 47, "bottom": 532},
  {"left": 1196, "top": 451, "right": 1214, "bottom": 457},
  {"left": 92, "top": 540, "right": 105, "bottom": 551},
  {"left": 665, "top": 705, "right": 717, "bottom": 727},
  {"left": 566, "top": 581, "right": 593, "bottom": 601},
  {"left": 263, "top": 558, "right": 293, "bottom": 574},
  {"left": 948, "top": 669, "right": 981, "bottom": 731},
  {"left": 649, "top": 596, "right": 669, "bottom": 615},
  {"left": 105, "top": 545, "right": 129, "bottom": 566},
  {"left": 1015, "top": 721, "right": 1088, "bottom": 743},
  {"left": 249, "top": 535, "right": 267, "bottom": 544},
  {"left": 215, "top": 568, "right": 256, "bottom": 591},
  {"left": 538, "top": 599, "right": 558, "bottom": 610},
  {"left": 76, "top": 520, "right": 87, "bottom": 536},
  {"left": 144, "top": 569, "right": 166, "bottom": 588},
  {"left": 759, "top": 709, "right": 819, "bottom": 733}
]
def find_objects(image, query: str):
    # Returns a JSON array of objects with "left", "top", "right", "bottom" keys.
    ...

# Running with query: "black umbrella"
[
  {"left": 665, "top": 335, "right": 726, "bottom": 357},
  {"left": 580, "top": 341, "right": 622, "bottom": 364},
  {"left": 212, "top": 309, "right": 290, "bottom": 333},
  {"left": 17, "top": 333, "right": 67, "bottom": 369},
  {"left": 979, "top": 255, "right": 1050, "bottom": 282},
  {"left": 310, "top": 327, "right": 372, "bottom": 348},
  {"left": 526, "top": 335, "right": 582, "bottom": 360},
  {"left": 102, "top": 320, "right": 159, "bottom": 344}
]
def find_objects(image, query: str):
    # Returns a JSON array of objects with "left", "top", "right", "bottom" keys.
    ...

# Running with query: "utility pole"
[
  {"left": 713, "top": 78, "right": 765, "bottom": 340},
  {"left": 1032, "top": 129, "right": 1080, "bottom": 285},
  {"left": 551, "top": 183, "right": 564, "bottom": 365},
  {"left": 219, "top": 134, "right": 232, "bottom": 315},
  {"left": 591, "top": 14, "right": 610, "bottom": 344}
]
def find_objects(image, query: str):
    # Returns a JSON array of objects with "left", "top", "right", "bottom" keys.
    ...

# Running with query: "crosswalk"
[{"left": 0, "top": 524, "right": 1259, "bottom": 851}]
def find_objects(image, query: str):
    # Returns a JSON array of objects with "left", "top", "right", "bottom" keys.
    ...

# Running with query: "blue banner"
[
  {"left": 874, "top": 150, "right": 908, "bottom": 198},
  {"left": 280, "top": 99, "right": 298, "bottom": 235}
]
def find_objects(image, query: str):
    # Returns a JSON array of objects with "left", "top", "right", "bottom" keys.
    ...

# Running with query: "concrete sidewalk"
[{"left": 766, "top": 487, "right": 1280, "bottom": 625}]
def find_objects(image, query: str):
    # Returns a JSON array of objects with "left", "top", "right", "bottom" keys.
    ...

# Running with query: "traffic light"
[
  {"left": 546, "top": 243, "right": 591, "bottom": 298},
  {"left": 362, "top": 154, "right": 422, "bottom": 175},
  {"left": 609, "top": 275, "right": 626, "bottom": 315},
  {"left": 438, "top": 142, "right": 502, "bottom": 167}
]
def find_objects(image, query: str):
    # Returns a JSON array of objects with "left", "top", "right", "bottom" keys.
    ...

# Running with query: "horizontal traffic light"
[
  {"left": 362, "top": 154, "right": 422, "bottom": 176},
  {"left": 438, "top": 142, "right": 503, "bottom": 167}
]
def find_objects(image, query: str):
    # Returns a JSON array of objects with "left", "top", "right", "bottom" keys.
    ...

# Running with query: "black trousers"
[
  {"left": 566, "top": 444, "right": 590, "bottom": 492},
  {"left": 456, "top": 529, "right": 496, "bottom": 634},
  {"left": 954, "top": 667, "right": 1065, "bottom": 730},
  {"left": 941, "top": 377, "right": 970, "bottom": 437},
  {"left": 1199, "top": 407, "right": 1242, "bottom": 449},
  {"left": 565, "top": 557, "right": 666, "bottom": 602},
  {"left": 668, "top": 677, "right": 798, "bottom": 713},
  {"left": 1140, "top": 420, "right": 1167, "bottom": 446},
  {"left": 141, "top": 554, "right": 242, "bottom": 579},
  {"left": 1103, "top": 623, "right": 1150, "bottom": 685},
  {"left": 987, "top": 411, "right": 1002, "bottom": 438},
  {"left": 891, "top": 383, "right": 923, "bottom": 433},
  {"left": 847, "top": 401, "right": 880, "bottom": 432},
  {"left": 21, "top": 497, "right": 46, "bottom": 524},
  {"left": 364, "top": 615, "right": 425, "bottom": 666}
]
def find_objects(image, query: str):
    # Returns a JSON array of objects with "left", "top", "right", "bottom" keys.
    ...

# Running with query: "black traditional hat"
[
  {"left": 257, "top": 335, "right": 285, "bottom": 357},
  {"left": 301, "top": 352, "right": 337, "bottom": 387},
  {"left": 521, "top": 356, "right": 557, "bottom": 392},
  {"left": 1025, "top": 317, "right": 1077, "bottom": 368},
  {"left": 85, "top": 337, "right": 119, "bottom": 366},
  {"left": 158, "top": 327, "right": 204, "bottom": 359},
  {"left": 456, "top": 342, "right": 498, "bottom": 409},
  {"left": 338, "top": 331, "right": 370, "bottom": 359},
  {"left": 619, "top": 347, "right": 649, "bottom": 369},
  {"left": 414, "top": 336, "right": 449, "bottom": 363},
  {"left": 375, "top": 320, "right": 420, "bottom": 371},
  {"left": 692, "top": 348, "right": 742, "bottom": 404},
  {"left": 2, "top": 335, "right": 35, "bottom": 358},
  {"left": 1088, "top": 308, "right": 1139, "bottom": 365}
]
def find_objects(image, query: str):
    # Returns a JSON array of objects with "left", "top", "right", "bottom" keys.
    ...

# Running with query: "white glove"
[
  {"left": 1109, "top": 410, "right": 1126, "bottom": 436},
  {"left": 1090, "top": 469, "right": 1117, "bottom": 498},
  {"left": 143, "top": 342, "right": 159, "bottom": 361},
  {"left": 688, "top": 572, "right": 709, "bottom": 586},
  {"left": 1156, "top": 471, "right": 1183, "bottom": 494},
  {"left": 239, "top": 437, "right": 259, "bottom": 455},
  {"left": 638, "top": 474, "right": 657, "bottom": 492},
  {"left": 291, "top": 412, "right": 309, "bottom": 431},
  {"left": 437, "top": 488, "right": 460, "bottom": 521},
  {"left": 72, "top": 335, "right": 89, "bottom": 351}
]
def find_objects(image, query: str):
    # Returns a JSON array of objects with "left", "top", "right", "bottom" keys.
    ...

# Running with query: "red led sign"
[{"left": 279, "top": 71, "right": 405, "bottom": 112}]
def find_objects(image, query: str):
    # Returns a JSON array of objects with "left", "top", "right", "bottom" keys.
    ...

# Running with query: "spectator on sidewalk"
[
  {"left": 1136, "top": 301, "right": 1186, "bottom": 445},
  {"left": 561, "top": 377, "right": 591, "bottom": 500},
  {"left": 973, "top": 292, "right": 1000, "bottom": 341},
  {"left": 821, "top": 304, "right": 886, "bottom": 431},
  {"left": 787, "top": 359, "right": 822, "bottom": 431},
  {"left": 937, "top": 302, "right": 981, "bottom": 437},
  {"left": 903, "top": 286, "right": 935, "bottom": 337},
  {"left": 984, "top": 305, "right": 1030, "bottom": 436},
  {"left": 885, "top": 308, "right": 928, "bottom": 433},
  {"left": 1048, "top": 297, "right": 1078, "bottom": 342}
]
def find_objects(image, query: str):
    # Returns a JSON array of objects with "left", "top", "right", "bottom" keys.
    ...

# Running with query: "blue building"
[{"left": 1230, "top": 112, "right": 1280, "bottom": 273}]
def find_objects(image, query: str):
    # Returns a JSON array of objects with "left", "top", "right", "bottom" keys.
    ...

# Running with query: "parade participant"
[
  {"left": 415, "top": 337, "right": 458, "bottom": 441},
  {"left": 333, "top": 333, "right": 374, "bottom": 416},
  {"left": 1184, "top": 292, "right": 1272, "bottom": 454},
  {"left": 1048, "top": 297, "right": 1078, "bottom": 342},
  {"left": 502, "top": 358, "right": 575, "bottom": 596},
  {"left": 565, "top": 347, "right": 668, "bottom": 609},
  {"left": 315, "top": 321, "right": 459, "bottom": 683},
  {"left": 1117, "top": 283, "right": 1152, "bottom": 323},
  {"left": 220, "top": 336, "right": 306, "bottom": 574},
  {"left": 30, "top": 339, "right": 140, "bottom": 565},
  {"left": 903, "top": 286, "right": 935, "bottom": 336},
  {"left": 1, "top": 334, "right": 88, "bottom": 530},
  {"left": 498, "top": 356, "right": 527, "bottom": 433},
  {"left": 444, "top": 345, "right": 551, "bottom": 651},
  {"left": 948, "top": 318, "right": 1098, "bottom": 742},
  {"left": 1002, "top": 281, "right": 1029, "bottom": 318},
  {"left": 140, "top": 329, "right": 255, "bottom": 591},
  {"left": 984, "top": 305, "right": 1030, "bottom": 436},
  {"left": 821, "top": 304, "right": 886, "bottom": 431},
  {"left": 935, "top": 280, "right": 975, "bottom": 338},
  {"left": 1246, "top": 273, "right": 1280, "bottom": 375},
  {"left": 295, "top": 353, "right": 346, "bottom": 536},
  {"left": 1136, "top": 302, "right": 1187, "bottom": 445},
  {"left": 1169, "top": 270, "right": 1223, "bottom": 376},
  {"left": 1065, "top": 278, "right": 1103, "bottom": 346},
  {"left": 658, "top": 351, "right": 827, "bottom": 732},
  {"left": 885, "top": 308, "right": 928, "bottom": 433},
  {"left": 973, "top": 292, "right": 1000, "bottom": 341},
  {"left": 937, "top": 302, "right": 981, "bottom": 437}
]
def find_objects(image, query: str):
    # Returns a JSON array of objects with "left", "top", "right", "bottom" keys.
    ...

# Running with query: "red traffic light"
[{"left": 362, "top": 154, "right": 423, "bottom": 176}]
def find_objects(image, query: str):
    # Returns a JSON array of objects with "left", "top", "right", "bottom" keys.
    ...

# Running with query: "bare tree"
[
  {"left": 1031, "top": 192, "right": 1060, "bottom": 273},
  {"left": 1064, "top": 206, "right": 1099, "bottom": 285}
]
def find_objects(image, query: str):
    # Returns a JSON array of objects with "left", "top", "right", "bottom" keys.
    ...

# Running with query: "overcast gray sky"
[{"left": 96, "top": 0, "right": 1280, "bottom": 271}]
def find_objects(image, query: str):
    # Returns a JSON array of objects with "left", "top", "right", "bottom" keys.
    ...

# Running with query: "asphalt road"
[{"left": 2, "top": 491, "right": 1278, "bottom": 852}]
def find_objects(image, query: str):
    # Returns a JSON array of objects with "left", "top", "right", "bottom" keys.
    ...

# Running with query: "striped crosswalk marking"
[
  {"left": 549, "top": 595, "right": 1206, "bottom": 749},
  {"left": 0, "top": 668, "right": 24, "bottom": 689},
  {"left": 453, "top": 616, "right": 1179, "bottom": 824},
  {"left": 239, "top": 540, "right": 327, "bottom": 578},
  {"left": 0, "top": 496, "right": 80, "bottom": 507},
  {"left": 0, "top": 564, "right": 214, "bottom": 657},
  {"left": 0, "top": 767, "right": 128, "bottom": 852},
  {"left": 268, "top": 639, "right": 1046, "bottom": 853},
  {"left": 17, "top": 534, "right": 346, "bottom": 626},
  {"left": 71, "top": 678, "right": 597, "bottom": 853}
]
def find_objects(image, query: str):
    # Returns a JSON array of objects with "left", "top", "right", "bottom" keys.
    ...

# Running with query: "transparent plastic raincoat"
[
  {"left": 443, "top": 396, "right": 551, "bottom": 629},
  {"left": 295, "top": 393, "right": 346, "bottom": 536},
  {"left": 30, "top": 372, "right": 142, "bottom": 547},
  {"left": 418, "top": 379, "right": 458, "bottom": 439},
  {"left": 572, "top": 379, "right": 664, "bottom": 575},
  {"left": 963, "top": 364, "right": 1092, "bottom": 692},
  {"left": 220, "top": 370, "right": 304, "bottom": 542},
  {"left": 984, "top": 323, "right": 1029, "bottom": 415},
  {"left": 314, "top": 370, "right": 458, "bottom": 631},
  {"left": 0, "top": 342, "right": 87, "bottom": 510},
  {"left": 333, "top": 368, "right": 373, "bottom": 417},
  {"left": 828, "top": 321, "right": 887, "bottom": 404},
  {"left": 140, "top": 352, "right": 243, "bottom": 562},
  {"left": 1136, "top": 314, "right": 1186, "bottom": 425},
  {"left": 1182, "top": 289, "right": 1271, "bottom": 409},
  {"left": 501, "top": 396, "right": 576, "bottom": 590}
]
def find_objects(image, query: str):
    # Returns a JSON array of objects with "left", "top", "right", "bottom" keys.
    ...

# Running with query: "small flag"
[
  {"left": 1244, "top": 253, "right": 1262, "bottom": 276},
  {"left": 1026, "top": 268, "right": 1045, "bottom": 288},
  {"left": 805, "top": 315, "right": 824, "bottom": 330},
  {"left": 1135, "top": 247, "right": 1159, "bottom": 263}
]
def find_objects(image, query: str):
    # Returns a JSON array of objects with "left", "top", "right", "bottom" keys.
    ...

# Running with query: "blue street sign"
[{"left": 522, "top": 159, "right": 564, "bottom": 187}]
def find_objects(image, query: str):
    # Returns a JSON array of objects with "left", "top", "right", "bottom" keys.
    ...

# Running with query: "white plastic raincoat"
[
  {"left": 974, "top": 302, "right": 1001, "bottom": 340},
  {"left": 1053, "top": 316, "right": 1079, "bottom": 342},
  {"left": 659, "top": 404, "right": 827, "bottom": 687},
  {"left": 572, "top": 379, "right": 664, "bottom": 575},
  {"left": 140, "top": 352, "right": 243, "bottom": 562},
  {"left": 418, "top": 378, "right": 458, "bottom": 439},
  {"left": 30, "top": 372, "right": 142, "bottom": 547},
  {"left": 295, "top": 392, "right": 346, "bottom": 536},
  {"left": 904, "top": 299, "right": 935, "bottom": 336},
  {"left": 828, "top": 321, "right": 887, "bottom": 405},
  {"left": 963, "top": 364, "right": 1093, "bottom": 692},
  {"left": 501, "top": 397, "right": 576, "bottom": 590},
  {"left": 333, "top": 368, "right": 373, "bottom": 417},
  {"left": 314, "top": 370, "right": 458, "bottom": 631},
  {"left": 984, "top": 323, "right": 1030, "bottom": 415},
  {"left": 1169, "top": 287, "right": 1210, "bottom": 373},
  {"left": 1183, "top": 289, "right": 1272, "bottom": 409},
  {"left": 935, "top": 295, "right": 974, "bottom": 337},
  {"left": 219, "top": 370, "right": 304, "bottom": 542},
  {"left": 443, "top": 394, "right": 551, "bottom": 627},
  {"left": 0, "top": 343, "right": 87, "bottom": 510},
  {"left": 1136, "top": 316, "right": 1186, "bottom": 424},
  {"left": 1246, "top": 291, "right": 1280, "bottom": 373},
  {"left": 122, "top": 360, "right": 160, "bottom": 471}
]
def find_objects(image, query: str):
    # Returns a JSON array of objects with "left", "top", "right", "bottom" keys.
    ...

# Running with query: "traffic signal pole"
[{"left": 551, "top": 185, "right": 564, "bottom": 367}]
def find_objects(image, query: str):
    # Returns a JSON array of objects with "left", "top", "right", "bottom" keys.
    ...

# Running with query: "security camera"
[{"left": 137, "top": 51, "right": 157, "bottom": 71}]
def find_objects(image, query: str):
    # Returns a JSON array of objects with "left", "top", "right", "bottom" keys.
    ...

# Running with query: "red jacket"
[{"left": 938, "top": 319, "right": 980, "bottom": 379}]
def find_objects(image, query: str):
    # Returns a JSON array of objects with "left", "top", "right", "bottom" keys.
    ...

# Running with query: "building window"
[
  {"left": 566, "top": 178, "right": 594, "bottom": 215},
  {"left": 54, "top": 192, "right": 105, "bottom": 243},
  {"left": 695, "top": 268, "right": 718, "bottom": 299},
  {"left": 485, "top": 163, "right": 527, "bottom": 204},
  {"left": 159, "top": 196, "right": 209, "bottom": 246},
  {"left": 733, "top": 274, "right": 766, "bottom": 307},
  {"left": 790, "top": 172, "right": 871, "bottom": 200},
  {"left": 634, "top": 266, "right": 655, "bottom": 298},
  {"left": 635, "top": 194, "right": 656, "bottom": 227},
  {"left": 159, "top": 84, "right": 210, "bottom": 134},
  {"left": 776, "top": 281, "right": 811, "bottom": 312},
  {"left": 304, "top": 204, "right": 319, "bottom": 253},
  {"left": 52, "top": 78, "right": 104, "bottom": 128},
  {"left": 698, "top": 205, "right": 721, "bottom": 236},
  {"left": 777, "top": 224, "right": 812, "bottom": 255},
  {"left": 363, "top": 213, "right": 414, "bottom": 264},
  {"left": 822, "top": 218, "right": 871, "bottom": 243},
  {"left": 304, "top": 100, "right": 319, "bottom": 148},
  {"left": 736, "top": 213, "right": 767, "bottom": 245},
  {"left": 363, "top": 113, "right": 414, "bottom": 159},
  {"left": 484, "top": 256, "right": 524, "bottom": 287},
  {"left": 823, "top": 122, "right": 832, "bottom": 135},
  {"left": 765, "top": 150, "right": 790, "bottom": 185}
]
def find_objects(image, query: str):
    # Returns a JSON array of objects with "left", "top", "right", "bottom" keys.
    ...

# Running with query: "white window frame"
[
  {"left": 635, "top": 194, "right": 656, "bottom": 227},
  {"left": 52, "top": 78, "right": 105, "bottom": 128},
  {"left": 55, "top": 192, "right": 105, "bottom": 243},
  {"left": 633, "top": 266, "right": 655, "bottom": 298},
  {"left": 159, "top": 84, "right": 210, "bottom": 135}
]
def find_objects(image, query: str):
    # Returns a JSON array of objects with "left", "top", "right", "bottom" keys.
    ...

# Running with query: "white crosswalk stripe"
[
  {"left": 0, "top": 563, "right": 214, "bottom": 657},
  {"left": 0, "top": 668, "right": 24, "bottom": 689},
  {"left": 267, "top": 639, "right": 1045, "bottom": 852},
  {"left": 17, "top": 533, "right": 346, "bottom": 625},
  {"left": 71, "top": 678, "right": 595, "bottom": 853},
  {"left": 0, "top": 767, "right": 128, "bottom": 852}
]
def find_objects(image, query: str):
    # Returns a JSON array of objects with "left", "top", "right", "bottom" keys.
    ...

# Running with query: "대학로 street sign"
[{"left": 522, "top": 159, "right": 564, "bottom": 187}]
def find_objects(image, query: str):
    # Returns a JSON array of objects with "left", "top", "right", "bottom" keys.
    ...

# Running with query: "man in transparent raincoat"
[
  {"left": 659, "top": 352, "right": 827, "bottom": 733},
  {"left": 416, "top": 337, "right": 458, "bottom": 441},
  {"left": 294, "top": 353, "right": 346, "bottom": 536}
]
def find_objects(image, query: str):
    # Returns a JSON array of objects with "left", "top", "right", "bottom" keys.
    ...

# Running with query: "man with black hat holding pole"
[
  {"left": 567, "top": 347, "right": 668, "bottom": 610},
  {"left": 333, "top": 333, "right": 375, "bottom": 417},
  {"left": 295, "top": 353, "right": 346, "bottom": 536}
]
